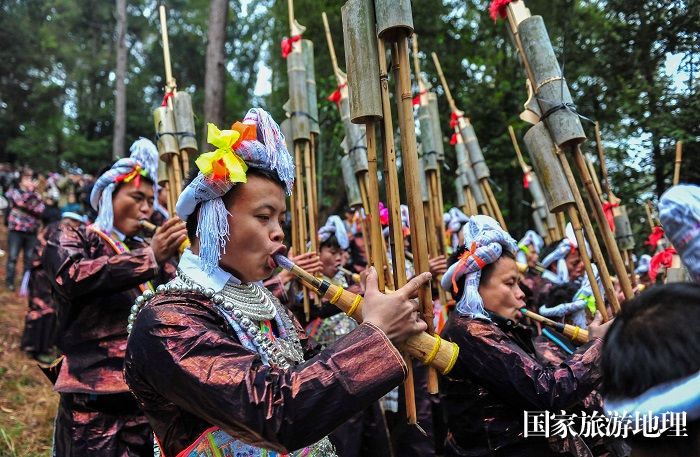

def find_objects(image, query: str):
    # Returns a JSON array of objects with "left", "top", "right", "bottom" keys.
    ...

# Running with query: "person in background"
[
  {"left": 22, "top": 211, "right": 86, "bottom": 363},
  {"left": 60, "top": 191, "right": 83, "bottom": 215},
  {"left": 41, "top": 195, "right": 62, "bottom": 226},
  {"left": 43, "top": 139, "right": 185, "bottom": 456},
  {"left": 439, "top": 215, "right": 612, "bottom": 456},
  {"left": 5, "top": 169, "right": 44, "bottom": 291}
]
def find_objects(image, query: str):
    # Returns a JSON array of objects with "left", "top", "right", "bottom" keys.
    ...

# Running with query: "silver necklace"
[
  {"left": 126, "top": 276, "right": 335, "bottom": 456},
  {"left": 128, "top": 271, "right": 304, "bottom": 368},
  {"left": 220, "top": 282, "right": 277, "bottom": 321}
]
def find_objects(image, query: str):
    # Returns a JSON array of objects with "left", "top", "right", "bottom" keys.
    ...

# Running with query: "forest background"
[{"left": 1, "top": 0, "right": 698, "bottom": 241}]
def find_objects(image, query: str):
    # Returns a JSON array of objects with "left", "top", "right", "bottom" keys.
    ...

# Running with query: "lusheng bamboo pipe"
[
  {"left": 413, "top": 35, "right": 451, "bottom": 321},
  {"left": 286, "top": 0, "right": 318, "bottom": 317},
  {"left": 275, "top": 255, "right": 459, "bottom": 375},
  {"left": 140, "top": 220, "right": 190, "bottom": 253},
  {"left": 645, "top": 200, "right": 657, "bottom": 231},
  {"left": 430, "top": 52, "right": 482, "bottom": 220},
  {"left": 571, "top": 145, "right": 631, "bottom": 304},
  {"left": 556, "top": 146, "right": 617, "bottom": 318},
  {"left": 338, "top": 266, "right": 361, "bottom": 284},
  {"left": 157, "top": 5, "right": 188, "bottom": 178},
  {"left": 392, "top": 39, "right": 439, "bottom": 397},
  {"left": 157, "top": 5, "right": 185, "bottom": 203},
  {"left": 454, "top": 125, "right": 490, "bottom": 217},
  {"left": 594, "top": 122, "right": 611, "bottom": 196},
  {"left": 293, "top": 142, "right": 311, "bottom": 320},
  {"left": 588, "top": 125, "right": 635, "bottom": 300},
  {"left": 365, "top": 122, "right": 385, "bottom": 292},
  {"left": 508, "top": 125, "right": 556, "bottom": 240},
  {"left": 321, "top": 12, "right": 346, "bottom": 86},
  {"left": 520, "top": 308, "right": 589, "bottom": 345},
  {"left": 674, "top": 141, "right": 683, "bottom": 185},
  {"left": 565, "top": 206, "right": 608, "bottom": 321},
  {"left": 309, "top": 135, "right": 319, "bottom": 246},
  {"left": 431, "top": 52, "right": 507, "bottom": 230},
  {"left": 502, "top": 1, "right": 623, "bottom": 312},
  {"left": 586, "top": 153, "right": 635, "bottom": 287},
  {"left": 377, "top": 37, "right": 416, "bottom": 423}
]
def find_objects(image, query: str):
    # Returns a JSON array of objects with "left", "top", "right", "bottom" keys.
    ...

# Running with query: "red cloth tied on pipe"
[
  {"left": 450, "top": 112, "right": 460, "bottom": 129},
  {"left": 327, "top": 83, "right": 347, "bottom": 105},
  {"left": 523, "top": 172, "right": 530, "bottom": 189},
  {"left": 602, "top": 201, "right": 619, "bottom": 232},
  {"left": 645, "top": 226, "right": 665, "bottom": 251},
  {"left": 450, "top": 133, "right": 458, "bottom": 146},
  {"left": 412, "top": 89, "right": 427, "bottom": 106},
  {"left": 280, "top": 35, "right": 302, "bottom": 59},
  {"left": 160, "top": 91, "right": 174, "bottom": 107},
  {"left": 649, "top": 246, "right": 677, "bottom": 282},
  {"left": 489, "top": 0, "right": 513, "bottom": 21}
]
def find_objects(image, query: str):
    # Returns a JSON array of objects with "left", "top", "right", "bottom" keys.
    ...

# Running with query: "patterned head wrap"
[
  {"left": 90, "top": 138, "right": 159, "bottom": 233},
  {"left": 659, "top": 184, "right": 700, "bottom": 283},
  {"left": 539, "top": 264, "right": 603, "bottom": 329},
  {"left": 446, "top": 207, "right": 470, "bottom": 251},
  {"left": 318, "top": 215, "right": 349, "bottom": 250},
  {"left": 176, "top": 108, "right": 294, "bottom": 274},
  {"left": 540, "top": 238, "right": 574, "bottom": 283},
  {"left": 516, "top": 229, "right": 545, "bottom": 264},
  {"left": 440, "top": 215, "right": 517, "bottom": 318},
  {"left": 540, "top": 223, "right": 590, "bottom": 284},
  {"left": 446, "top": 207, "right": 469, "bottom": 233}
]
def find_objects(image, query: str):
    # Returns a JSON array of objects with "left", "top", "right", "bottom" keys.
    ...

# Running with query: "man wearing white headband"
[
  {"left": 439, "top": 215, "right": 612, "bottom": 456},
  {"left": 43, "top": 138, "right": 187, "bottom": 456},
  {"left": 124, "top": 109, "right": 430, "bottom": 457},
  {"left": 602, "top": 283, "right": 700, "bottom": 456},
  {"left": 516, "top": 229, "right": 544, "bottom": 267},
  {"left": 540, "top": 223, "right": 589, "bottom": 285}
]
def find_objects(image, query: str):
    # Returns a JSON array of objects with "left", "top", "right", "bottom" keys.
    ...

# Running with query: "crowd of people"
[{"left": 2, "top": 109, "right": 698, "bottom": 457}]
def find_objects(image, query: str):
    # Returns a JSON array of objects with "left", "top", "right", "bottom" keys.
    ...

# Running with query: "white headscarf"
[
  {"left": 440, "top": 215, "right": 517, "bottom": 318},
  {"left": 318, "top": 215, "right": 349, "bottom": 250},
  {"left": 90, "top": 138, "right": 159, "bottom": 233},
  {"left": 176, "top": 108, "right": 294, "bottom": 274}
]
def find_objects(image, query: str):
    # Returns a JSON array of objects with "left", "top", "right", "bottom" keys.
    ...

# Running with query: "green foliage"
[{"left": 1, "top": 0, "right": 697, "bottom": 251}]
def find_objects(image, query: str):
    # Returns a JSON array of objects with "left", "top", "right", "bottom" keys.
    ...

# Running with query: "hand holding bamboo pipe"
[
  {"left": 275, "top": 254, "right": 459, "bottom": 375},
  {"left": 140, "top": 219, "right": 190, "bottom": 254}
]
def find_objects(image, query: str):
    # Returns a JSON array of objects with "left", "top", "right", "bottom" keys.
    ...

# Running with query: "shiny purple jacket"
[
  {"left": 124, "top": 292, "right": 407, "bottom": 456},
  {"left": 440, "top": 313, "right": 603, "bottom": 457},
  {"left": 43, "top": 225, "right": 173, "bottom": 394}
]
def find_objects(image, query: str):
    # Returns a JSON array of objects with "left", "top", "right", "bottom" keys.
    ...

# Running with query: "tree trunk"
[
  {"left": 202, "top": 0, "right": 228, "bottom": 151},
  {"left": 112, "top": 0, "right": 127, "bottom": 160}
]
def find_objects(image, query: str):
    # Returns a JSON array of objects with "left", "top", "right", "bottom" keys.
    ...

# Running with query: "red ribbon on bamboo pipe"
[{"left": 280, "top": 35, "right": 302, "bottom": 58}]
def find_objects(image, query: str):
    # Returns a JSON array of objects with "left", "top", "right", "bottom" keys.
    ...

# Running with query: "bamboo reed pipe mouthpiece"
[
  {"left": 139, "top": 219, "right": 157, "bottom": 235},
  {"left": 338, "top": 266, "right": 361, "bottom": 284},
  {"left": 140, "top": 219, "right": 190, "bottom": 253},
  {"left": 520, "top": 308, "right": 589, "bottom": 345}
]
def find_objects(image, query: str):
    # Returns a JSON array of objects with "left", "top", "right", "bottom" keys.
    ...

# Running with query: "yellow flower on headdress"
[{"left": 196, "top": 123, "right": 249, "bottom": 182}]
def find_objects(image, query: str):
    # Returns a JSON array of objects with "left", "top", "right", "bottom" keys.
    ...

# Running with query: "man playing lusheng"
[
  {"left": 124, "top": 108, "right": 430, "bottom": 456},
  {"left": 44, "top": 139, "right": 187, "bottom": 456}
]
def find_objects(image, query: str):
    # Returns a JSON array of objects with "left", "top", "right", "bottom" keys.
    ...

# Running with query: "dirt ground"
[{"left": 0, "top": 224, "right": 57, "bottom": 457}]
